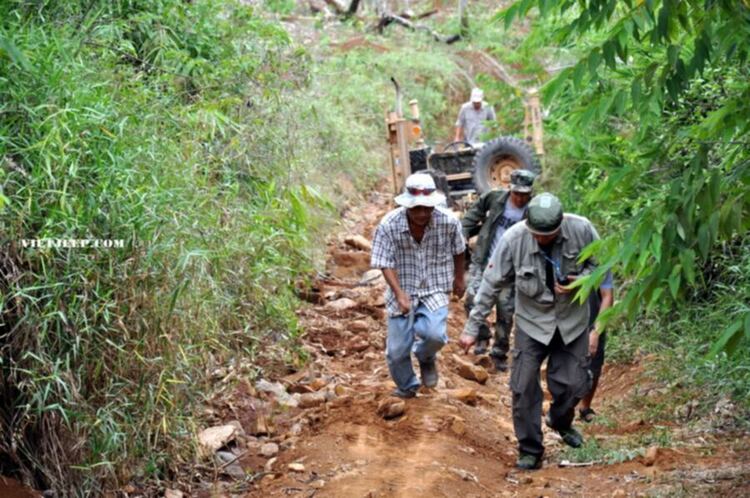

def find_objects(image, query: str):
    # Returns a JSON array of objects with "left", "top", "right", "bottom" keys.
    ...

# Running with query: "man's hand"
[
  {"left": 396, "top": 291, "right": 411, "bottom": 314},
  {"left": 458, "top": 332, "right": 476, "bottom": 354},
  {"left": 588, "top": 328, "right": 600, "bottom": 357},
  {"left": 453, "top": 275, "right": 466, "bottom": 299},
  {"left": 554, "top": 273, "right": 579, "bottom": 295}
]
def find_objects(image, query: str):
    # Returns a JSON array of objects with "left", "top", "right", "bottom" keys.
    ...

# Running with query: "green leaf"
[
  {"left": 602, "top": 40, "right": 616, "bottom": 68},
  {"left": 614, "top": 89, "right": 627, "bottom": 115},
  {"left": 707, "top": 319, "right": 744, "bottom": 357},
  {"left": 679, "top": 249, "right": 696, "bottom": 285},
  {"left": 697, "top": 224, "right": 709, "bottom": 259},
  {"left": 631, "top": 79, "right": 642, "bottom": 104},
  {"left": 667, "top": 44, "right": 679, "bottom": 68},
  {"left": 0, "top": 36, "right": 32, "bottom": 71},
  {"left": 588, "top": 49, "right": 602, "bottom": 76},
  {"left": 668, "top": 264, "right": 681, "bottom": 299},
  {"left": 573, "top": 61, "right": 587, "bottom": 88}
]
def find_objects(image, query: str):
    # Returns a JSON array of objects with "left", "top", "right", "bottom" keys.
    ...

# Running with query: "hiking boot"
[
  {"left": 391, "top": 388, "right": 417, "bottom": 399},
  {"left": 516, "top": 453, "right": 542, "bottom": 470},
  {"left": 558, "top": 426, "right": 584, "bottom": 448},
  {"left": 473, "top": 338, "right": 489, "bottom": 355},
  {"left": 544, "top": 414, "right": 584, "bottom": 448},
  {"left": 491, "top": 355, "right": 508, "bottom": 372},
  {"left": 419, "top": 360, "right": 438, "bottom": 388}
]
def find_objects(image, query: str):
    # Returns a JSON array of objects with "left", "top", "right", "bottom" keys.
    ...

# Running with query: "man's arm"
[
  {"left": 371, "top": 222, "right": 410, "bottom": 314},
  {"left": 453, "top": 252, "right": 466, "bottom": 298},
  {"left": 459, "top": 236, "right": 514, "bottom": 351},
  {"left": 382, "top": 268, "right": 410, "bottom": 314},
  {"left": 461, "top": 191, "right": 491, "bottom": 239},
  {"left": 454, "top": 105, "right": 465, "bottom": 142},
  {"left": 451, "top": 219, "right": 467, "bottom": 298}
]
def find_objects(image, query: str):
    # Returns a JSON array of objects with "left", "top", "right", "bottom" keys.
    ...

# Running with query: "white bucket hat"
[
  {"left": 394, "top": 173, "right": 446, "bottom": 208},
  {"left": 470, "top": 88, "right": 484, "bottom": 102}
]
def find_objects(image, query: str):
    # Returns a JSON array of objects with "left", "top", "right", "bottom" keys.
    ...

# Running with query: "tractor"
[{"left": 385, "top": 77, "right": 544, "bottom": 209}]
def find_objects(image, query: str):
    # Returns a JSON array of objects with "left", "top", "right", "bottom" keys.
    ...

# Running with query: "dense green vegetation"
[
  {"left": 1, "top": 0, "right": 747, "bottom": 493},
  {"left": 490, "top": 0, "right": 750, "bottom": 407},
  {"left": 0, "top": 1, "right": 467, "bottom": 492}
]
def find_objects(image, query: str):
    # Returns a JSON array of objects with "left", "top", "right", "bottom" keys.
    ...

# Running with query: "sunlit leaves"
[{"left": 502, "top": 0, "right": 750, "bottom": 354}]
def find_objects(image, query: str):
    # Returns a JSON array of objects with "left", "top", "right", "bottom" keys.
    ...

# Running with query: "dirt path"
[{"left": 207, "top": 190, "right": 750, "bottom": 498}]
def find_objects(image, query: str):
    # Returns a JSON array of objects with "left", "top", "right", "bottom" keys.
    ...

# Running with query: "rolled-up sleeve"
[
  {"left": 451, "top": 220, "right": 467, "bottom": 255},
  {"left": 371, "top": 224, "right": 395, "bottom": 269}
]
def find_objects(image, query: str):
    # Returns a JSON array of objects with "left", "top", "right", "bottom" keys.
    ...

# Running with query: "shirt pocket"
[
  {"left": 515, "top": 265, "right": 542, "bottom": 298},
  {"left": 562, "top": 251, "right": 580, "bottom": 277}
]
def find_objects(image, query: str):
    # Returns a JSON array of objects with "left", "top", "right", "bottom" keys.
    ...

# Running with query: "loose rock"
[
  {"left": 377, "top": 398, "right": 406, "bottom": 419},
  {"left": 451, "top": 417, "right": 466, "bottom": 436},
  {"left": 453, "top": 354, "right": 489, "bottom": 384},
  {"left": 344, "top": 235, "right": 372, "bottom": 252},
  {"left": 445, "top": 388, "right": 478, "bottom": 406},
  {"left": 198, "top": 425, "right": 238, "bottom": 455},
  {"left": 643, "top": 445, "right": 659, "bottom": 466},
  {"left": 215, "top": 450, "right": 245, "bottom": 479},
  {"left": 298, "top": 391, "right": 327, "bottom": 409},
  {"left": 474, "top": 355, "right": 494, "bottom": 370},
  {"left": 164, "top": 490, "right": 184, "bottom": 498},
  {"left": 288, "top": 462, "right": 306, "bottom": 472},
  {"left": 359, "top": 269, "right": 384, "bottom": 285},
  {"left": 260, "top": 442, "right": 279, "bottom": 458},
  {"left": 325, "top": 297, "right": 358, "bottom": 312},
  {"left": 349, "top": 320, "right": 370, "bottom": 333}
]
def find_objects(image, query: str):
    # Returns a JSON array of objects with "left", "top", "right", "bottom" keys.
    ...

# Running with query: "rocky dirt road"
[{"left": 185, "top": 189, "right": 750, "bottom": 498}]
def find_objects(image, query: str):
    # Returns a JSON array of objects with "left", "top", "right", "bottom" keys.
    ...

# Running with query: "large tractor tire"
[{"left": 472, "top": 136, "right": 542, "bottom": 194}]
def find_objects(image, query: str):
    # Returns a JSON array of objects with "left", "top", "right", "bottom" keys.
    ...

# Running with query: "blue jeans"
[{"left": 386, "top": 303, "right": 449, "bottom": 392}]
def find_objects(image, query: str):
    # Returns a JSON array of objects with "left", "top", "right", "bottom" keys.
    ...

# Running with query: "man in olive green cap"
[
  {"left": 462, "top": 169, "right": 536, "bottom": 371},
  {"left": 459, "top": 193, "right": 600, "bottom": 470}
]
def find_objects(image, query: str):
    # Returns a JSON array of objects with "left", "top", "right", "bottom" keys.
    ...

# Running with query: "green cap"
[
  {"left": 510, "top": 169, "right": 536, "bottom": 193},
  {"left": 526, "top": 193, "right": 563, "bottom": 235}
]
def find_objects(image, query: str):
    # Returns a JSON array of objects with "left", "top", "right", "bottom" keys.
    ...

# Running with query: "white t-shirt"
[{"left": 489, "top": 197, "right": 526, "bottom": 258}]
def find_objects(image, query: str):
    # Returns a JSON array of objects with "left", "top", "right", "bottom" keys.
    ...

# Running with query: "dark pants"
[
  {"left": 510, "top": 328, "right": 592, "bottom": 457},
  {"left": 589, "top": 330, "right": 606, "bottom": 385},
  {"left": 464, "top": 263, "right": 513, "bottom": 359}
]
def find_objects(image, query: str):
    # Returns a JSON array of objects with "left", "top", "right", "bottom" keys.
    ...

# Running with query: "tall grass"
[{"left": 0, "top": 1, "right": 465, "bottom": 493}]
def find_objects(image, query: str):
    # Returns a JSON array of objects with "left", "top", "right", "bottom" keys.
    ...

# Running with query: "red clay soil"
[{"left": 191, "top": 189, "right": 749, "bottom": 498}]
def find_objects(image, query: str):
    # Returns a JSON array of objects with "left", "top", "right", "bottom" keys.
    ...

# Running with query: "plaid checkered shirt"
[{"left": 371, "top": 207, "right": 466, "bottom": 317}]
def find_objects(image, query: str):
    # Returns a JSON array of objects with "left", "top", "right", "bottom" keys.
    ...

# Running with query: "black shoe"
[
  {"left": 473, "top": 339, "right": 489, "bottom": 355},
  {"left": 544, "top": 414, "right": 584, "bottom": 448},
  {"left": 391, "top": 388, "right": 417, "bottom": 399},
  {"left": 558, "top": 426, "right": 584, "bottom": 448},
  {"left": 419, "top": 360, "right": 438, "bottom": 388},
  {"left": 516, "top": 453, "right": 542, "bottom": 470},
  {"left": 491, "top": 355, "right": 508, "bottom": 372}
]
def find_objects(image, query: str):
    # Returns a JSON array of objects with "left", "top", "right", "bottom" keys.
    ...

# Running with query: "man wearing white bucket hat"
[
  {"left": 371, "top": 173, "right": 466, "bottom": 398},
  {"left": 454, "top": 87, "right": 497, "bottom": 144}
]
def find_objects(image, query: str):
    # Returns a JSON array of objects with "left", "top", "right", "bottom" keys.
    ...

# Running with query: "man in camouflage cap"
[
  {"left": 459, "top": 193, "right": 600, "bottom": 470},
  {"left": 462, "top": 169, "right": 536, "bottom": 371}
]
